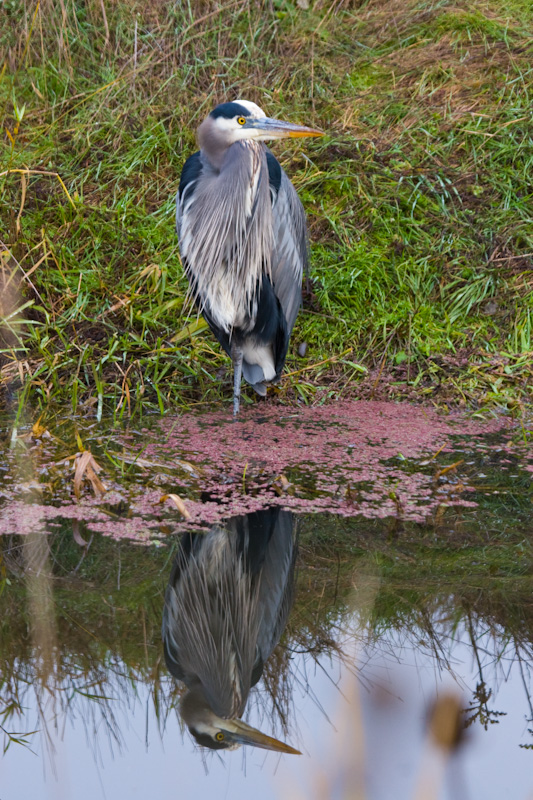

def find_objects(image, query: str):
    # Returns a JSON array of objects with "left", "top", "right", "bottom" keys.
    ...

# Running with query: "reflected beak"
[
  {"left": 249, "top": 117, "right": 324, "bottom": 140},
  {"left": 222, "top": 717, "right": 301, "bottom": 754}
]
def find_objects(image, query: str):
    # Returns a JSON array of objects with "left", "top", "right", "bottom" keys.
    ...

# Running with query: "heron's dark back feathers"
[
  {"left": 178, "top": 151, "right": 203, "bottom": 206},
  {"left": 270, "top": 170, "right": 308, "bottom": 334}
]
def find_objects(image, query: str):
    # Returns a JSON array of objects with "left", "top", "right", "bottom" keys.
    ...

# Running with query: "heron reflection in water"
[{"left": 162, "top": 508, "right": 300, "bottom": 753}]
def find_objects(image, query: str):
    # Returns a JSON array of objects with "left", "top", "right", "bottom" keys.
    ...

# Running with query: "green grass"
[{"left": 1, "top": 0, "right": 532, "bottom": 416}]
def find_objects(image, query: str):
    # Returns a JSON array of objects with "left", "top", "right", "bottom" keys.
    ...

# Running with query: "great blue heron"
[
  {"left": 162, "top": 509, "right": 300, "bottom": 753},
  {"left": 176, "top": 100, "right": 323, "bottom": 414}
]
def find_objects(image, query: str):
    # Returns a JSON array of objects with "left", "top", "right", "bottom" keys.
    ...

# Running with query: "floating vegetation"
[{"left": 0, "top": 402, "right": 528, "bottom": 542}]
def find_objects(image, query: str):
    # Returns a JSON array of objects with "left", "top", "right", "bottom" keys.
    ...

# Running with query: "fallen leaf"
[
  {"left": 272, "top": 474, "right": 293, "bottom": 496},
  {"left": 434, "top": 459, "right": 464, "bottom": 481},
  {"left": 32, "top": 417, "right": 47, "bottom": 438},
  {"left": 160, "top": 493, "right": 191, "bottom": 519},
  {"left": 73, "top": 450, "right": 107, "bottom": 499},
  {"left": 72, "top": 520, "right": 88, "bottom": 547}
]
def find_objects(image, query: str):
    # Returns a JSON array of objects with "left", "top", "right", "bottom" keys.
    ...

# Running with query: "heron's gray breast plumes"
[
  {"left": 164, "top": 527, "right": 261, "bottom": 719},
  {"left": 179, "top": 141, "right": 273, "bottom": 334}
]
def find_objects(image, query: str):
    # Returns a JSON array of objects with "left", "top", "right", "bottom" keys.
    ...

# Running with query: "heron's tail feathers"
[
  {"left": 250, "top": 380, "right": 267, "bottom": 397},
  {"left": 242, "top": 357, "right": 273, "bottom": 396},
  {"left": 241, "top": 341, "right": 277, "bottom": 389}
]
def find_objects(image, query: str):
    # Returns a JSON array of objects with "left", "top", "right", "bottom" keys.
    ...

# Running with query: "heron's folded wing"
[
  {"left": 267, "top": 157, "right": 307, "bottom": 335},
  {"left": 175, "top": 150, "right": 203, "bottom": 253},
  {"left": 254, "top": 510, "right": 297, "bottom": 673}
]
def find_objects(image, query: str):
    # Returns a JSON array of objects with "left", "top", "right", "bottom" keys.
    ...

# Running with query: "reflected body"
[
  {"left": 162, "top": 509, "right": 299, "bottom": 752},
  {"left": 176, "top": 100, "right": 323, "bottom": 414}
]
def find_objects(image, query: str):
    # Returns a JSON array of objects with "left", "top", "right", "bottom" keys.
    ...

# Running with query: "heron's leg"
[{"left": 231, "top": 342, "right": 243, "bottom": 416}]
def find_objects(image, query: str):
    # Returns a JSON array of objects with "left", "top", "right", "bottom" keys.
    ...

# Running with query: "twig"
[
  {"left": 133, "top": 18, "right": 138, "bottom": 94},
  {"left": 283, "top": 348, "right": 353, "bottom": 379},
  {"left": 15, "top": 173, "right": 27, "bottom": 235},
  {"left": 99, "top": 0, "right": 110, "bottom": 49},
  {"left": 0, "top": 169, "right": 75, "bottom": 208}
]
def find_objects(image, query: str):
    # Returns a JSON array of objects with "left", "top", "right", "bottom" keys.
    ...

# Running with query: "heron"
[
  {"left": 162, "top": 508, "right": 300, "bottom": 753},
  {"left": 176, "top": 100, "right": 323, "bottom": 414}
]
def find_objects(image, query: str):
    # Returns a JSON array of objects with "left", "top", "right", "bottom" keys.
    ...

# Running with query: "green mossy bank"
[{"left": 1, "top": 0, "right": 532, "bottom": 417}]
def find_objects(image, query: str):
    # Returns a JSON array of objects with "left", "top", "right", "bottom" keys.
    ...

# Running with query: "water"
[
  {"left": 2, "top": 581, "right": 533, "bottom": 799},
  {"left": 1, "top": 402, "right": 532, "bottom": 798}
]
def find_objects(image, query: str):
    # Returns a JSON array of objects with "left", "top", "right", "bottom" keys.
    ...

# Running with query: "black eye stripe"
[{"left": 210, "top": 102, "right": 251, "bottom": 120}]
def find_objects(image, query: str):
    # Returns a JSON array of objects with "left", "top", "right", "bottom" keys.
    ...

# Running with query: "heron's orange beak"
[
  {"left": 249, "top": 117, "right": 324, "bottom": 140},
  {"left": 287, "top": 127, "right": 324, "bottom": 138},
  {"left": 220, "top": 717, "right": 302, "bottom": 754}
]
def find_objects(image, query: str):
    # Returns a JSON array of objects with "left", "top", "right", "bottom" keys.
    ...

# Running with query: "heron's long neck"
[
  {"left": 217, "top": 140, "right": 267, "bottom": 210},
  {"left": 188, "top": 141, "right": 273, "bottom": 331}
]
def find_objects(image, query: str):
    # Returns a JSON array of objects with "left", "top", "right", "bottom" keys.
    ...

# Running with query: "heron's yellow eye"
[
  {"left": 237, "top": 116, "right": 246, "bottom": 125},
  {"left": 216, "top": 732, "right": 225, "bottom": 741}
]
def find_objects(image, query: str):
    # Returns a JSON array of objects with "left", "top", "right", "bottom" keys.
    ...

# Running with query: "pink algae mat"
[{"left": 0, "top": 400, "right": 524, "bottom": 541}]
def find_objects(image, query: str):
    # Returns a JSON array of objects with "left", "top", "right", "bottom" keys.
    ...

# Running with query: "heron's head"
[
  {"left": 180, "top": 688, "right": 301, "bottom": 754},
  {"left": 197, "top": 100, "right": 323, "bottom": 165}
]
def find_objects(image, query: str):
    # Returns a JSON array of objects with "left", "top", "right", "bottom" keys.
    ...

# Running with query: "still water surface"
[
  {"left": 1, "top": 404, "right": 532, "bottom": 798},
  {"left": 2, "top": 599, "right": 532, "bottom": 799}
]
